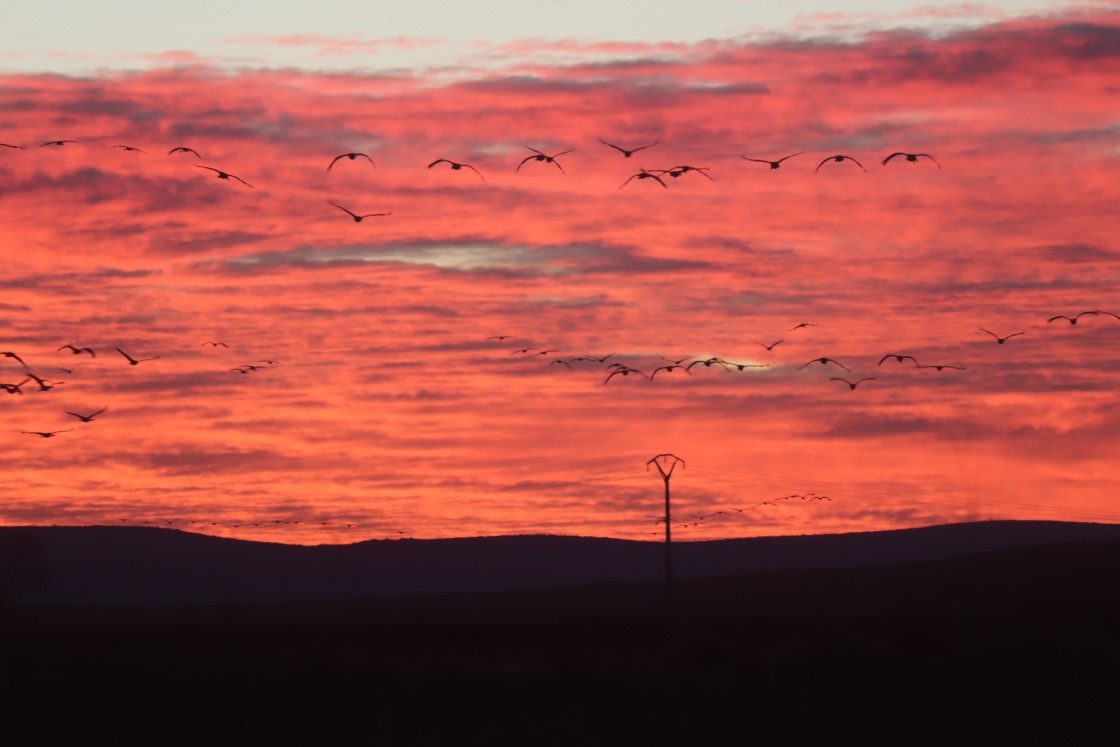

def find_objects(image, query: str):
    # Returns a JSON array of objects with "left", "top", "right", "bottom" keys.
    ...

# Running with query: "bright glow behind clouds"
[{"left": 2, "top": 0, "right": 1089, "bottom": 74}]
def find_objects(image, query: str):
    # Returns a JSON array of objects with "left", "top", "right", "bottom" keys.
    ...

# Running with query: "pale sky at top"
[{"left": 2, "top": 0, "right": 1088, "bottom": 75}]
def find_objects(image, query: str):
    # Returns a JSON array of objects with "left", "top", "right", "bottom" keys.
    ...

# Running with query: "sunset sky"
[{"left": 2, "top": 1, "right": 1118, "bottom": 544}]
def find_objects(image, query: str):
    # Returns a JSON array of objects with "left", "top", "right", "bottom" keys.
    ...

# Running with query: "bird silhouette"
[
  {"left": 979, "top": 328, "right": 1024, "bottom": 344},
  {"left": 328, "top": 152, "right": 375, "bottom": 170},
  {"left": 1, "top": 378, "right": 30, "bottom": 395},
  {"left": 878, "top": 354, "right": 919, "bottom": 366},
  {"left": 201, "top": 341, "right": 229, "bottom": 348},
  {"left": 605, "top": 366, "right": 646, "bottom": 382},
  {"left": 661, "top": 356, "right": 691, "bottom": 365},
  {"left": 113, "top": 145, "right": 144, "bottom": 153},
  {"left": 598, "top": 138, "right": 659, "bottom": 157},
  {"left": 330, "top": 202, "right": 391, "bottom": 222},
  {"left": 41, "top": 140, "right": 76, "bottom": 147},
  {"left": 168, "top": 146, "right": 202, "bottom": 158},
  {"left": 755, "top": 340, "right": 783, "bottom": 351},
  {"left": 58, "top": 344, "right": 95, "bottom": 357},
  {"left": 815, "top": 155, "right": 867, "bottom": 173},
  {"left": 742, "top": 153, "right": 801, "bottom": 169},
  {"left": 486, "top": 335, "right": 511, "bottom": 340},
  {"left": 789, "top": 323, "right": 816, "bottom": 331},
  {"left": 882, "top": 152, "right": 941, "bottom": 168},
  {"left": 800, "top": 357, "right": 849, "bottom": 371},
  {"left": 663, "top": 165, "right": 711, "bottom": 179},
  {"left": 2, "top": 351, "right": 27, "bottom": 367},
  {"left": 916, "top": 364, "right": 965, "bottom": 371},
  {"left": 831, "top": 377, "right": 875, "bottom": 390},
  {"left": 196, "top": 166, "right": 252, "bottom": 187},
  {"left": 428, "top": 159, "right": 484, "bottom": 180},
  {"left": 516, "top": 146, "right": 573, "bottom": 173},
  {"left": 66, "top": 407, "right": 107, "bottom": 422},
  {"left": 1048, "top": 310, "right": 1118, "bottom": 325},
  {"left": 116, "top": 347, "right": 159, "bottom": 365},
  {"left": 686, "top": 357, "right": 730, "bottom": 371},
  {"left": 22, "top": 430, "right": 73, "bottom": 438},
  {"left": 650, "top": 364, "right": 690, "bottom": 380},
  {"left": 26, "top": 373, "right": 62, "bottom": 391},
  {"left": 619, "top": 169, "right": 667, "bottom": 189},
  {"left": 1, "top": 143, "right": 23, "bottom": 149}
]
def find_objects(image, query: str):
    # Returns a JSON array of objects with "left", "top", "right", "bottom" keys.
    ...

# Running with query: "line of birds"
[
  {"left": 650, "top": 492, "right": 832, "bottom": 532},
  {"left": 6, "top": 304, "right": 1117, "bottom": 439},
  {"left": 1, "top": 137, "right": 946, "bottom": 220},
  {"left": 491, "top": 307, "right": 1120, "bottom": 391}
]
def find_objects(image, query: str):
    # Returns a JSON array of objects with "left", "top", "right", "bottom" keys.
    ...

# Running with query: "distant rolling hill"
[{"left": 4, "top": 520, "right": 1120, "bottom": 606}]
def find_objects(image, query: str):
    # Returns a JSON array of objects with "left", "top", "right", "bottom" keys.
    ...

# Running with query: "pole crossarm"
[{"left": 646, "top": 453, "right": 685, "bottom": 480}]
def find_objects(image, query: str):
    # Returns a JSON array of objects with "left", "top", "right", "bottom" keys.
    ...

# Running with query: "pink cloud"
[{"left": 0, "top": 10, "right": 1118, "bottom": 543}]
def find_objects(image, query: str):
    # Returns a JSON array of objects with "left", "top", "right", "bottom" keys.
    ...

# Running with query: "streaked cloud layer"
[{"left": 2, "top": 9, "right": 1118, "bottom": 543}]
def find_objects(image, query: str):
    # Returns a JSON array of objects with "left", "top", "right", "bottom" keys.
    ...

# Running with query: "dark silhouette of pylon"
[{"left": 647, "top": 453, "right": 684, "bottom": 617}]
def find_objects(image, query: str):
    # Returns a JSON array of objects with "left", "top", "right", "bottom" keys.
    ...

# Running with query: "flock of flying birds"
[
  {"left": 1, "top": 137, "right": 947, "bottom": 218},
  {"left": 652, "top": 492, "right": 833, "bottom": 533},
  {"left": 2, "top": 342, "right": 281, "bottom": 439},
  {"left": 488, "top": 307, "right": 1120, "bottom": 395},
  {"left": 2, "top": 133, "right": 1115, "bottom": 538}
]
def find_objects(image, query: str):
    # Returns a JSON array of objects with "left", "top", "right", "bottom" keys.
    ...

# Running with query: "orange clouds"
[{"left": 0, "top": 10, "right": 1118, "bottom": 544}]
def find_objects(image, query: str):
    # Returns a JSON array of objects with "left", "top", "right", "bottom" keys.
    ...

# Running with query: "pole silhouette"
[{"left": 647, "top": 453, "right": 685, "bottom": 618}]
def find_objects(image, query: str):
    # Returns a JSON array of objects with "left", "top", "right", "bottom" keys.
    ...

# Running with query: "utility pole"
[{"left": 647, "top": 453, "right": 684, "bottom": 619}]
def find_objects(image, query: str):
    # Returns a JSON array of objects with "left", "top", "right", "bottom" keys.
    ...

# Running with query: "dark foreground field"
[{"left": 3, "top": 538, "right": 1119, "bottom": 744}]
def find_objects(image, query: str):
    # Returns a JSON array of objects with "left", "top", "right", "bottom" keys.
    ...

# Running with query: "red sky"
[{"left": 2, "top": 9, "right": 1118, "bottom": 544}]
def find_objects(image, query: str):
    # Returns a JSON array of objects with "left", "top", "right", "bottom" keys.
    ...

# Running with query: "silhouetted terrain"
[
  {"left": 5, "top": 519, "right": 1120, "bottom": 605},
  {"left": 2, "top": 522, "right": 1119, "bottom": 742}
]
